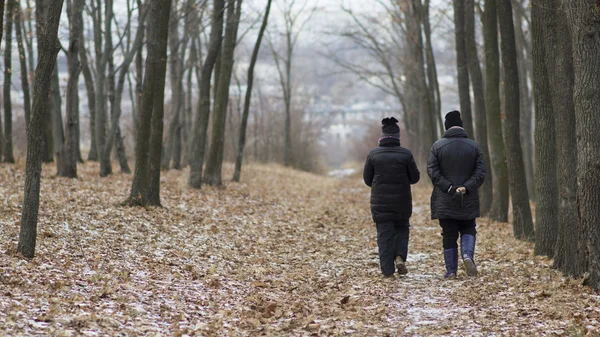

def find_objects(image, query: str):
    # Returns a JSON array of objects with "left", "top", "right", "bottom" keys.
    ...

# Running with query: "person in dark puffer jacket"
[
  {"left": 364, "top": 117, "right": 420, "bottom": 277},
  {"left": 427, "top": 110, "right": 486, "bottom": 279}
]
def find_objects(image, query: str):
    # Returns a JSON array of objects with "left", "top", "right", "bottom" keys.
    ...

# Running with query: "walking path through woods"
[{"left": 1, "top": 162, "right": 599, "bottom": 335}]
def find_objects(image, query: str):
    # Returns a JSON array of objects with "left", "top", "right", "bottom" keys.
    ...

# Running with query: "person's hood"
[{"left": 443, "top": 127, "right": 469, "bottom": 139}]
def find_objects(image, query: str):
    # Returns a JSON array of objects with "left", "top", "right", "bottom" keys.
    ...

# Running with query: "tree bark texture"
[
  {"left": 50, "top": 64, "right": 64, "bottom": 174},
  {"left": 60, "top": 0, "right": 84, "bottom": 178},
  {"left": 483, "top": 0, "right": 509, "bottom": 222},
  {"left": 3, "top": 0, "right": 15, "bottom": 163},
  {"left": 497, "top": 0, "right": 534, "bottom": 240},
  {"left": 204, "top": 0, "right": 241, "bottom": 186},
  {"left": 563, "top": 0, "right": 600, "bottom": 286},
  {"left": 188, "top": 0, "right": 224, "bottom": 188},
  {"left": 453, "top": 0, "right": 474, "bottom": 138},
  {"left": 513, "top": 1, "right": 535, "bottom": 201},
  {"left": 18, "top": 0, "right": 64, "bottom": 258},
  {"left": 541, "top": 0, "right": 582, "bottom": 276},
  {"left": 465, "top": 0, "right": 492, "bottom": 215},
  {"left": 128, "top": 0, "right": 171, "bottom": 206},
  {"left": 14, "top": 0, "right": 31, "bottom": 136},
  {"left": 233, "top": 0, "right": 272, "bottom": 182},
  {"left": 532, "top": 0, "right": 558, "bottom": 258}
]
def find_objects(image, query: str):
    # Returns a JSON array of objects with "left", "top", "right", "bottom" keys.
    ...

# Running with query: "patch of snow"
[{"left": 328, "top": 168, "right": 357, "bottom": 178}]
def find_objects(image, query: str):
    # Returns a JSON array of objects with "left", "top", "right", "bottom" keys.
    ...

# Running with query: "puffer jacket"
[
  {"left": 363, "top": 138, "right": 420, "bottom": 224},
  {"left": 427, "top": 127, "right": 486, "bottom": 220}
]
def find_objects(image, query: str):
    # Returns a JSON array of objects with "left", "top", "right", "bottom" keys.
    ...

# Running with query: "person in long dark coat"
[
  {"left": 427, "top": 110, "right": 486, "bottom": 279},
  {"left": 363, "top": 117, "right": 420, "bottom": 277}
]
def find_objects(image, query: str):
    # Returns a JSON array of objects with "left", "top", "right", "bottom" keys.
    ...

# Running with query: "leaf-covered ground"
[{"left": 0, "top": 161, "right": 598, "bottom": 336}]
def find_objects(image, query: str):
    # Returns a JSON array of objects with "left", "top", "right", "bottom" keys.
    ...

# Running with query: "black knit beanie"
[
  {"left": 381, "top": 117, "right": 400, "bottom": 138},
  {"left": 444, "top": 110, "right": 463, "bottom": 130}
]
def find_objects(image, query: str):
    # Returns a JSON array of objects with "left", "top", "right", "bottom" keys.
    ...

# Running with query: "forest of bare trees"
[{"left": 1, "top": 0, "right": 600, "bottom": 334}]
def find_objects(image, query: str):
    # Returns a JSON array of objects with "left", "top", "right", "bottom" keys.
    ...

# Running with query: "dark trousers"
[
  {"left": 439, "top": 219, "right": 477, "bottom": 249},
  {"left": 376, "top": 222, "right": 410, "bottom": 275}
]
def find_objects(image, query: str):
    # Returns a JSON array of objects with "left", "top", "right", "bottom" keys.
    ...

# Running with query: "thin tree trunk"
[
  {"left": 79, "top": 23, "right": 97, "bottom": 161},
  {"left": 50, "top": 65, "right": 64, "bottom": 174},
  {"left": 188, "top": 0, "right": 225, "bottom": 188},
  {"left": 465, "top": 0, "right": 492, "bottom": 214},
  {"left": 3, "top": 0, "right": 15, "bottom": 163},
  {"left": 163, "top": 0, "right": 180, "bottom": 170},
  {"left": 146, "top": 0, "right": 171, "bottom": 205},
  {"left": 36, "top": 0, "right": 54, "bottom": 163},
  {"left": 96, "top": 0, "right": 114, "bottom": 177},
  {"left": 14, "top": 0, "right": 31, "bottom": 136},
  {"left": 128, "top": 0, "right": 171, "bottom": 206},
  {"left": 233, "top": 0, "right": 271, "bottom": 182},
  {"left": 484, "top": 0, "right": 509, "bottom": 222},
  {"left": 453, "top": 0, "right": 474, "bottom": 137},
  {"left": 60, "top": 0, "right": 83, "bottom": 178},
  {"left": 532, "top": 0, "right": 558, "bottom": 258},
  {"left": 514, "top": 0, "right": 535, "bottom": 201},
  {"left": 204, "top": 0, "right": 241, "bottom": 186},
  {"left": 497, "top": 0, "right": 534, "bottom": 240},
  {"left": 422, "top": 0, "right": 443, "bottom": 139},
  {"left": 563, "top": 0, "right": 600, "bottom": 290},
  {"left": 18, "top": 0, "right": 64, "bottom": 259}
]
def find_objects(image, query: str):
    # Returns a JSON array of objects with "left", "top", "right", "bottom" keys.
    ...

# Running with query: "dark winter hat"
[
  {"left": 444, "top": 110, "right": 463, "bottom": 130},
  {"left": 381, "top": 117, "right": 400, "bottom": 138}
]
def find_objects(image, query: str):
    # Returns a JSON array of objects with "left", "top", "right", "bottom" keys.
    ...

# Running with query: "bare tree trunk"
[
  {"left": 557, "top": 0, "right": 592, "bottom": 278},
  {"left": 484, "top": 0, "right": 509, "bottom": 222},
  {"left": 0, "top": 0, "right": 5, "bottom": 161},
  {"left": 3, "top": 0, "right": 15, "bottom": 163},
  {"left": 60, "top": 0, "right": 83, "bottom": 178},
  {"left": 188, "top": 0, "right": 225, "bottom": 188},
  {"left": 79, "top": 26, "right": 97, "bottom": 161},
  {"left": 513, "top": 0, "right": 535, "bottom": 201},
  {"left": 563, "top": 0, "right": 600, "bottom": 290},
  {"left": 204, "top": 0, "right": 241, "bottom": 186},
  {"left": 96, "top": 0, "right": 114, "bottom": 177},
  {"left": 453, "top": 0, "right": 474, "bottom": 137},
  {"left": 233, "top": 0, "right": 271, "bottom": 182},
  {"left": 465, "top": 0, "right": 492, "bottom": 214},
  {"left": 36, "top": 0, "right": 54, "bottom": 163},
  {"left": 128, "top": 0, "right": 171, "bottom": 206},
  {"left": 497, "top": 0, "right": 534, "bottom": 240},
  {"left": 422, "top": 0, "right": 443, "bottom": 139},
  {"left": 18, "top": 0, "right": 64, "bottom": 258},
  {"left": 532, "top": 0, "right": 558, "bottom": 258},
  {"left": 14, "top": 0, "right": 31, "bottom": 136},
  {"left": 50, "top": 65, "right": 64, "bottom": 174}
]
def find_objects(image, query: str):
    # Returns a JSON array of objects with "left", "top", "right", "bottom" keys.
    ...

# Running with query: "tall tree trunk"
[
  {"left": 562, "top": 0, "right": 600, "bottom": 290},
  {"left": 3, "top": 0, "right": 15, "bottom": 163},
  {"left": 513, "top": 1, "right": 535, "bottom": 201},
  {"left": 497, "top": 0, "right": 534, "bottom": 240},
  {"left": 483, "top": 0, "right": 509, "bottom": 222},
  {"left": 60, "top": 0, "right": 83, "bottom": 178},
  {"left": 18, "top": 0, "right": 64, "bottom": 259},
  {"left": 544, "top": 0, "right": 580, "bottom": 275},
  {"left": 146, "top": 0, "right": 171, "bottom": 206},
  {"left": 532, "top": 0, "right": 558, "bottom": 258},
  {"left": 422, "top": 0, "right": 443, "bottom": 139},
  {"left": 36, "top": 0, "right": 54, "bottom": 163},
  {"left": 96, "top": 0, "right": 113, "bottom": 177},
  {"left": 204, "top": 0, "right": 241, "bottom": 186},
  {"left": 80, "top": 29, "right": 97, "bottom": 161},
  {"left": 188, "top": 0, "right": 225, "bottom": 188},
  {"left": 453, "top": 0, "right": 474, "bottom": 137},
  {"left": 50, "top": 65, "right": 64, "bottom": 174},
  {"left": 163, "top": 0, "right": 180, "bottom": 170},
  {"left": 127, "top": 0, "right": 171, "bottom": 206},
  {"left": 233, "top": 0, "right": 271, "bottom": 182},
  {"left": 465, "top": 0, "right": 493, "bottom": 215},
  {"left": 133, "top": 0, "right": 144, "bottom": 144},
  {"left": 0, "top": 0, "right": 5, "bottom": 162},
  {"left": 14, "top": 0, "right": 31, "bottom": 135}
]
